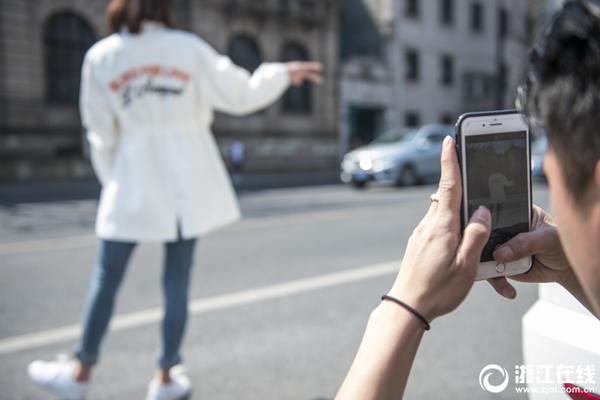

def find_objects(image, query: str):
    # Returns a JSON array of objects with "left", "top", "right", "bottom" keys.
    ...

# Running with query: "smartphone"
[{"left": 456, "top": 110, "right": 533, "bottom": 280}]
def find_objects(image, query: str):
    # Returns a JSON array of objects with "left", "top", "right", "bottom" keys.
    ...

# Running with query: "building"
[
  {"left": 0, "top": 0, "right": 338, "bottom": 181},
  {"left": 335, "top": 0, "right": 530, "bottom": 156},
  {"left": 388, "top": 0, "right": 530, "bottom": 129},
  {"left": 193, "top": 0, "right": 338, "bottom": 172},
  {"left": 338, "top": 0, "right": 394, "bottom": 151}
]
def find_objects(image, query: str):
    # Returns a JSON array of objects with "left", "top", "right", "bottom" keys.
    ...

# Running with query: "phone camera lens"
[{"left": 483, "top": 124, "right": 486, "bottom": 127}]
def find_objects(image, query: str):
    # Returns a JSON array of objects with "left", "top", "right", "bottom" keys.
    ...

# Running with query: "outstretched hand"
[
  {"left": 284, "top": 62, "right": 323, "bottom": 86},
  {"left": 389, "top": 136, "right": 492, "bottom": 321}
]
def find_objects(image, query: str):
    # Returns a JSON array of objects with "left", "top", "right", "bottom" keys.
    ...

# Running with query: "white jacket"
[{"left": 80, "top": 22, "right": 290, "bottom": 241}]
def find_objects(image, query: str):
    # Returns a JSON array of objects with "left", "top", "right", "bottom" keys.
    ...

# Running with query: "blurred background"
[
  {"left": 0, "top": 1, "right": 583, "bottom": 400},
  {"left": 0, "top": 0, "right": 560, "bottom": 184}
]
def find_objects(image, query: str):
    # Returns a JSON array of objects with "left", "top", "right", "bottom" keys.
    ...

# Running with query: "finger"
[
  {"left": 421, "top": 200, "right": 438, "bottom": 226},
  {"left": 437, "top": 136, "right": 462, "bottom": 213},
  {"left": 456, "top": 206, "right": 491, "bottom": 270},
  {"left": 292, "top": 70, "right": 322, "bottom": 85},
  {"left": 297, "top": 62, "right": 322, "bottom": 72},
  {"left": 487, "top": 276, "right": 517, "bottom": 299},
  {"left": 493, "top": 228, "right": 550, "bottom": 263},
  {"left": 421, "top": 191, "right": 440, "bottom": 224},
  {"left": 306, "top": 72, "right": 323, "bottom": 85}
]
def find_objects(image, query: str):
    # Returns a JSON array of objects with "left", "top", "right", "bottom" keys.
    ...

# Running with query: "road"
[{"left": 0, "top": 183, "right": 551, "bottom": 399}]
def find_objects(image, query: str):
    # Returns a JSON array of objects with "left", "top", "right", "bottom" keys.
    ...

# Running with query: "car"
[
  {"left": 522, "top": 283, "right": 600, "bottom": 399},
  {"left": 340, "top": 124, "right": 454, "bottom": 188},
  {"left": 531, "top": 135, "right": 548, "bottom": 180}
]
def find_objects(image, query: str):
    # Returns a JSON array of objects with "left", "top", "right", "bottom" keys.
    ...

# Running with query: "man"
[{"left": 336, "top": 1, "right": 600, "bottom": 398}]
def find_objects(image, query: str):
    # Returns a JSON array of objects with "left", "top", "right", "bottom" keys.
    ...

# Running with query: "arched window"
[
  {"left": 45, "top": 12, "right": 96, "bottom": 105},
  {"left": 281, "top": 42, "right": 311, "bottom": 114},
  {"left": 228, "top": 34, "right": 262, "bottom": 73}
]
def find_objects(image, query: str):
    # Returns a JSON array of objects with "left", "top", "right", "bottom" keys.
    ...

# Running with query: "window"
[
  {"left": 497, "top": 63, "right": 509, "bottom": 107},
  {"left": 470, "top": 2, "right": 483, "bottom": 33},
  {"left": 300, "top": 0, "right": 316, "bottom": 10},
  {"left": 280, "top": 42, "right": 311, "bottom": 114},
  {"left": 427, "top": 133, "right": 446, "bottom": 143},
  {"left": 440, "top": 0, "right": 454, "bottom": 26},
  {"left": 498, "top": 8, "right": 509, "bottom": 38},
  {"left": 440, "top": 114, "right": 454, "bottom": 124},
  {"left": 462, "top": 72, "right": 494, "bottom": 100},
  {"left": 405, "top": 48, "right": 420, "bottom": 82},
  {"left": 405, "top": 0, "right": 420, "bottom": 19},
  {"left": 44, "top": 12, "right": 96, "bottom": 105},
  {"left": 405, "top": 111, "right": 420, "bottom": 128},
  {"left": 228, "top": 34, "right": 262, "bottom": 73},
  {"left": 440, "top": 54, "right": 454, "bottom": 86},
  {"left": 499, "top": 63, "right": 509, "bottom": 90}
]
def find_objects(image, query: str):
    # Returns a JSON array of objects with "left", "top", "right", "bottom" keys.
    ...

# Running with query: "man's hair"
[
  {"left": 107, "top": 0, "right": 173, "bottom": 34},
  {"left": 518, "top": 0, "right": 600, "bottom": 199}
]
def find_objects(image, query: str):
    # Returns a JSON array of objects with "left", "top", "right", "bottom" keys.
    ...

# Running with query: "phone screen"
[{"left": 465, "top": 131, "right": 529, "bottom": 262}]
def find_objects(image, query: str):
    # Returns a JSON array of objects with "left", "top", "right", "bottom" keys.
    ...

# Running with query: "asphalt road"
[{"left": 0, "top": 183, "right": 551, "bottom": 400}]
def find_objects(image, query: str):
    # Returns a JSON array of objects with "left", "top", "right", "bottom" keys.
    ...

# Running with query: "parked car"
[
  {"left": 532, "top": 135, "right": 548, "bottom": 180},
  {"left": 340, "top": 124, "right": 454, "bottom": 188},
  {"left": 522, "top": 283, "right": 600, "bottom": 399}
]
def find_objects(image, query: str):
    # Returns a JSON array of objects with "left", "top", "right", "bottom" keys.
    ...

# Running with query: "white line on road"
[{"left": 0, "top": 260, "right": 399, "bottom": 355}]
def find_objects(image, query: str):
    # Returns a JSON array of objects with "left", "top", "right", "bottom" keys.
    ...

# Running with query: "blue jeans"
[{"left": 75, "top": 234, "right": 197, "bottom": 369}]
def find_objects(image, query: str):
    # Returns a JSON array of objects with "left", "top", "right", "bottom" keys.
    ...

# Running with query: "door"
[{"left": 348, "top": 106, "right": 384, "bottom": 149}]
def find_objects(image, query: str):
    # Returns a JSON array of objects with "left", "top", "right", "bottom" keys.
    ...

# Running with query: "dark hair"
[
  {"left": 518, "top": 0, "right": 600, "bottom": 200},
  {"left": 107, "top": 0, "right": 173, "bottom": 34}
]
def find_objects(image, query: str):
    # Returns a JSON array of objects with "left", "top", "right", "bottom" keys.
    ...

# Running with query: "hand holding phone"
[
  {"left": 388, "top": 136, "right": 492, "bottom": 321},
  {"left": 456, "top": 110, "right": 533, "bottom": 280}
]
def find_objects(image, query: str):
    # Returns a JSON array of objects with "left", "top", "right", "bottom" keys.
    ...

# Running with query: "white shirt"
[
  {"left": 80, "top": 22, "right": 290, "bottom": 241},
  {"left": 488, "top": 172, "right": 514, "bottom": 204}
]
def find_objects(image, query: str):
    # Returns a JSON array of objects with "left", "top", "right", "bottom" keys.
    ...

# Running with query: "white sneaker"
[
  {"left": 146, "top": 366, "right": 191, "bottom": 400},
  {"left": 28, "top": 355, "right": 89, "bottom": 400}
]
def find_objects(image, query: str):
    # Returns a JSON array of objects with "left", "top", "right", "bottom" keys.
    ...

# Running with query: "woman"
[
  {"left": 28, "top": 0, "right": 322, "bottom": 399},
  {"left": 336, "top": 1, "right": 599, "bottom": 398}
]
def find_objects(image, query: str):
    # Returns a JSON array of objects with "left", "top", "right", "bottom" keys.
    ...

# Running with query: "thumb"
[
  {"left": 457, "top": 206, "right": 491, "bottom": 269},
  {"left": 492, "top": 228, "right": 549, "bottom": 263}
]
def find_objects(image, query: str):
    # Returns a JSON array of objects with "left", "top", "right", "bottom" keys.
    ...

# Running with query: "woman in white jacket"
[{"left": 28, "top": 0, "right": 322, "bottom": 399}]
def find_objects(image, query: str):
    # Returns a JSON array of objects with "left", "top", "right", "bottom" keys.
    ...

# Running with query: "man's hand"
[
  {"left": 487, "top": 205, "right": 574, "bottom": 299},
  {"left": 389, "top": 136, "right": 492, "bottom": 321},
  {"left": 284, "top": 62, "right": 323, "bottom": 86}
]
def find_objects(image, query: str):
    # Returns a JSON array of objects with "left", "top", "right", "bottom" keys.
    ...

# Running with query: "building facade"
[
  {"left": 338, "top": 0, "right": 394, "bottom": 152},
  {"left": 335, "top": 0, "right": 530, "bottom": 156},
  {"left": 0, "top": 0, "right": 338, "bottom": 181},
  {"left": 389, "top": 0, "right": 530, "bottom": 129}
]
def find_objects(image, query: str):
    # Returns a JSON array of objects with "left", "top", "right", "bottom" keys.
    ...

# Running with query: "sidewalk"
[{"left": 0, "top": 170, "right": 341, "bottom": 205}]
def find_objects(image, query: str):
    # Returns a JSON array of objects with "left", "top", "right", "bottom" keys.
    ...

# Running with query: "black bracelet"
[{"left": 381, "top": 295, "right": 431, "bottom": 331}]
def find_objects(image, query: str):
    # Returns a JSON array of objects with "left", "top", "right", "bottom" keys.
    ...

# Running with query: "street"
[{"left": 0, "top": 183, "right": 551, "bottom": 400}]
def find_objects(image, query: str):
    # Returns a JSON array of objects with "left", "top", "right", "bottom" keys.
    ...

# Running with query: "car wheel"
[
  {"left": 351, "top": 180, "right": 367, "bottom": 189},
  {"left": 396, "top": 165, "right": 419, "bottom": 187}
]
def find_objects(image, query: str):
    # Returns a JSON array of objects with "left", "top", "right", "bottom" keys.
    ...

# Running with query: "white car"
[{"left": 522, "top": 283, "right": 600, "bottom": 398}]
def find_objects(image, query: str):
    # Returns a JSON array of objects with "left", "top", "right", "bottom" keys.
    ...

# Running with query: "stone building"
[{"left": 0, "top": 0, "right": 338, "bottom": 181}]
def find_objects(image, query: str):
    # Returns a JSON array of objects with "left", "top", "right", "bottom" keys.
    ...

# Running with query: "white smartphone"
[{"left": 456, "top": 110, "right": 533, "bottom": 280}]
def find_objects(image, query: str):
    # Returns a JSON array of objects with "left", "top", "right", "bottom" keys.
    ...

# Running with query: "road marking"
[
  {"left": 0, "top": 260, "right": 399, "bottom": 355},
  {"left": 0, "top": 202, "right": 425, "bottom": 256}
]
